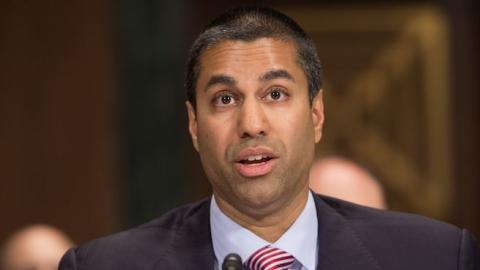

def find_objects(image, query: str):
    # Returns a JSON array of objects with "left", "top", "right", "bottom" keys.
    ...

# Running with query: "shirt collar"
[{"left": 210, "top": 192, "right": 318, "bottom": 269}]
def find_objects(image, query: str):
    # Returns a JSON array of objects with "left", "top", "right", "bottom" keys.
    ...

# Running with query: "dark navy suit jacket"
[{"left": 59, "top": 194, "right": 479, "bottom": 269}]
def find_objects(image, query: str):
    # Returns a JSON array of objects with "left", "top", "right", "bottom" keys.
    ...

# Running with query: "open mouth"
[
  {"left": 238, "top": 155, "right": 273, "bottom": 165},
  {"left": 233, "top": 147, "right": 278, "bottom": 177}
]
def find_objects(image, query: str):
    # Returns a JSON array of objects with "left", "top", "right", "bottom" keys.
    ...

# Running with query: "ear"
[
  {"left": 311, "top": 90, "right": 324, "bottom": 143},
  {"left": 186, "top": 101, "right": 199, "bottom": 152}
]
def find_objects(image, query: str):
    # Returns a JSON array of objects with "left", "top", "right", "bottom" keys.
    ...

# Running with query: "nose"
[{"left": 237, "top": 97, "right": 269, "bottom": 139}]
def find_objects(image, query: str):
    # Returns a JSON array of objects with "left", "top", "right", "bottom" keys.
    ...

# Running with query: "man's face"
[{"left": 187, "top": 38, "right": 324, "bottom": 215}]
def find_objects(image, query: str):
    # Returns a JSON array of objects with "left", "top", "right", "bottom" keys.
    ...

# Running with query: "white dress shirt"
[{"left": 210, "top": 192, "right": 318, "bottom": 270}]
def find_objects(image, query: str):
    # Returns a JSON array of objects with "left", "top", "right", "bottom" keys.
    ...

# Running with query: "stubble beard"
[{"left": 214, "top": 152, "right": 310, "bottom": 221}]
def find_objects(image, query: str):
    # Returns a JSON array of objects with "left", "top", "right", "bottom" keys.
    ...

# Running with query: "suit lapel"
[
  {"left": 155, "top": 198, "right": 215, "bottom": 270},
  {"left": 153, "top": 195, "right": 383, "bottom": 269},
  {"left": 314, "top": 195, "right": 382, "bottom": 270}
]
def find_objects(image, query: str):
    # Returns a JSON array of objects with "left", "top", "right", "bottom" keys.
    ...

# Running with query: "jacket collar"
[
  {"left": 155, "top": 198, "right": 215, "bottom": 269},
  {"left": 314, "top": 194, "right": 382, "bottom": 270},
  {"left": 156, "top": 195, "right": 382, "bottom": 270}
]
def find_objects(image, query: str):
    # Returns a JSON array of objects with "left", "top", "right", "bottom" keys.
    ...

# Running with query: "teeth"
[{"left": 246, "top": 155, "right": 266, "bottom": 161}]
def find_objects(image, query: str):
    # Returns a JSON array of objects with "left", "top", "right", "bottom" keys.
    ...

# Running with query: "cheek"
[
  {"left": 197, "top": 118, "right": 231, "bottom": 159},
  {"left": 271, "top": 109, "right": 316, "bottom": 165},
  {"left": 271, "top": 106, "right": 314, "bottom": 140}
]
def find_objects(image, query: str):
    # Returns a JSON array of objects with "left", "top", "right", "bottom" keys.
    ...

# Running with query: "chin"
[{"left": 238, "top": 186, "right": 282, "bottom": 208}]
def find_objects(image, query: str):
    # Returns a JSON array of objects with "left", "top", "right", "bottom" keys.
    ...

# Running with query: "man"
[
  {"left": 309, "top": 156, "right": 387, "bottom": 209},
  {"left": 60, "top": 6, "right": 479, "bottom": 270},
  {"left": 1, "top": 224, "right": 73, "bottom": 270}
]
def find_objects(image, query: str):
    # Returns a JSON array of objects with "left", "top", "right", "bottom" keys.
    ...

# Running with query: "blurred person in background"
[
  {"left": 309, "top": 156, "right": 387, "bottom": 209},
  {"left": 0, "top": 224, "right": 73, "bottom": 270}
]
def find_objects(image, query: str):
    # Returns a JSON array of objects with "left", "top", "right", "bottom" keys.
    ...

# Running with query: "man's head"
[
  {"left": 185, "top": 6, "right": 322, "bottom": 109},
  {"left": 0, "top": 225, "right": 74, "bottom": 270},
  {"left": 185, "top": 6, "right": 324, "bottom": 219},
  {"left": 309, "top": 157, "right": 387, "bottom": 209}
]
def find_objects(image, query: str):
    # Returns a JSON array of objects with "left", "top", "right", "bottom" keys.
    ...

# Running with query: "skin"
[
  {"left": 309, "top": 157, "right": 387, "bottom": 209},
  {"left": 1, "top": 225, "right": 74, "bottom": 270},
  {"left": 187, "top": 38, "right": 324, "bottom": 242}
]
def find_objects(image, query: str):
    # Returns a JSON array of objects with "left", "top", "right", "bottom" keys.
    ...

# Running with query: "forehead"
[{"left": 197, "top": 38, "right": 303, "bottom": 82}]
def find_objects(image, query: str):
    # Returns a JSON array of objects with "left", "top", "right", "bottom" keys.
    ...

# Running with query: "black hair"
[{"left": 185, "top": 6, "right": 323, "bottom": 108}]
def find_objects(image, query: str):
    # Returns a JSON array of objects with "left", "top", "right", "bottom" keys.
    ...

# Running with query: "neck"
[{"left": 215, "top": 189, "right": 309, "bottom": 243}]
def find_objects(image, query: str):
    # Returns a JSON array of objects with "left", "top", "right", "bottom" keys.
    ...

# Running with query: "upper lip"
[{"left": 233, "top": 146, "right": 278, "bottom": 163}]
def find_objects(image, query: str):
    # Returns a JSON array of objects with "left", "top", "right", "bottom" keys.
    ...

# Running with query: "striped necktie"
[{"left": 245, "top": 245, "right": 296, "bottom": 270}]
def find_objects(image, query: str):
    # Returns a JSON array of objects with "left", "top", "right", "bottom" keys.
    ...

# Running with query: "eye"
[
  {"left": 264, "top": 88, "right": 288, "bottom": 102},
  {"left": 270, "top": 90, "right": 282, "bottom": 100},
  {"left": 221, "top": 95, "right": 232, "bottom": 104},
  {"left": 213, "top": 92, "right": 237, "bottom": 107}
]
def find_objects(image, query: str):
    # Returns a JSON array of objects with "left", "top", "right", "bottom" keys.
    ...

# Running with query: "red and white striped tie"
[{"left": 245, "top": 245, "right": 296, "bottom": 270}]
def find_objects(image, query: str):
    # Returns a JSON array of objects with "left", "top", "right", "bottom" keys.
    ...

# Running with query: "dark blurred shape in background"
[{"left": 0, "top": 0, "right": 478, "bottom": 244}]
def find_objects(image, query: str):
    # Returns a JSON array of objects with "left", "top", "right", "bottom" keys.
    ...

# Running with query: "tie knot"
[{"left": 245, "top": 246, "right": 295, "bottom": 270}]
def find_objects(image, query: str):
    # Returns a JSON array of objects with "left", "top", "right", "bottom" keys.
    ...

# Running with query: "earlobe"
[
  {"left": 311, "top": 90, "right": 324, "bottom": 143},
  {"left": 186, "top": 101, "right": 199, "bottom": 152}
]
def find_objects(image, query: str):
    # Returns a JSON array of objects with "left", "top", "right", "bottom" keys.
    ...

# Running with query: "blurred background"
[{"left": 1, "top": 0, "right": 479, "bottom": 245}]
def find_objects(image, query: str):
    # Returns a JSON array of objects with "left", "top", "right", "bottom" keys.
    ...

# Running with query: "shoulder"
[
  {"left": 63, "top": 198, "right": 211, "bottom": 269},
  {"left": 314, "top": 193, "right": 479, "bottom": 269},
  {"left": 316, "top": 193, "right": 459, "bottom": 233}
]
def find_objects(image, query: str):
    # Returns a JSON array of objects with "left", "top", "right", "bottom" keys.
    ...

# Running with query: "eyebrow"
[
  {"left": 204, "top": 75, "right": 237, "bottom": 92},
  {"left": 259, "top": 69, "right": 295, "bottom": 82},
  {"left": 203, "top": 69, "right": 294, "bottom": 92}
]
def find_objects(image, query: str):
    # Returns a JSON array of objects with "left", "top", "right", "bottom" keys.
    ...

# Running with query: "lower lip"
[{"left": 234, "top": 159, "right": 277, "bottom": 178}]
